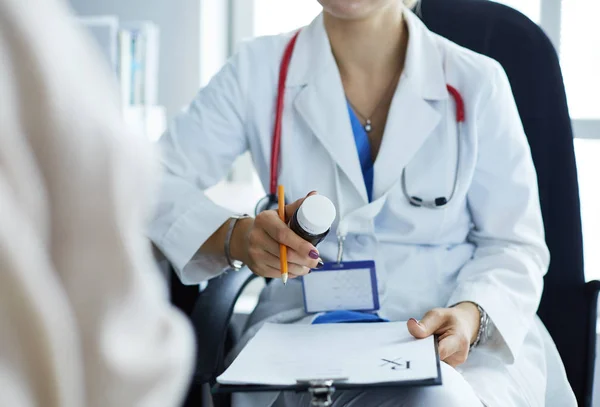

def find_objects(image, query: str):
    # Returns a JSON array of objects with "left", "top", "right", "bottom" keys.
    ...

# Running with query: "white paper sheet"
[{"left": 217, "top": 322, "right": 439, "bottom": 386}]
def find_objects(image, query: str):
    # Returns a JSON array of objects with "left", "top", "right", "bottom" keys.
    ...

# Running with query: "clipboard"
[{"left": 214, "top": 322, "right": 442, "bottom": 405}]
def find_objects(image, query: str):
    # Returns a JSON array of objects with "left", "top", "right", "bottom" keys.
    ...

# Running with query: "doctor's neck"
[{"left": 323, "top": 1, "right": 408, "bottom": 77}]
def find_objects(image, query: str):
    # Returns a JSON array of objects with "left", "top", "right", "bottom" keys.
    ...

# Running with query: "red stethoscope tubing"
[
  {"left": 268, "top": 31, "right": 466, "bottom": 199},
  {"left": 269, "top": 31, "right": 301, "bottom": 196}
]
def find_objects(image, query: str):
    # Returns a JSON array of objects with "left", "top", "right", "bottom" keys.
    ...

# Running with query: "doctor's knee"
[{"left": 403, "top": 363, "right": 482, "bottom": 407}]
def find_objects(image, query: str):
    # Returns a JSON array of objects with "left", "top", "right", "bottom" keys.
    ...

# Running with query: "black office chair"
[
  {"left": 419, "top": 1, "right": 599, "bottom": 405},
  {"left": 170, "top": 266, "right": 257, "bottom": 407},
  {"left": 171, "top": 1, "right": 600, "bottom": 406}
]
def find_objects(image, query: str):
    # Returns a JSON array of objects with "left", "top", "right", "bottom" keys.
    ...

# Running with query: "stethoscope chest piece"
[{"left": 255, "top": 193, "right": 280, "bottom": 216}]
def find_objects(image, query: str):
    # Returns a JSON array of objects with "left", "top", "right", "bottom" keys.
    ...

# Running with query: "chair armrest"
[
  {"left": 189, "top": 267, "right": 258, "bottom": 384},
  {"left": 586, "top": 280, "right": 600, "bottom": 296},
  {"left": 585, "top": 280, "right": 600, "bottom": 407}
]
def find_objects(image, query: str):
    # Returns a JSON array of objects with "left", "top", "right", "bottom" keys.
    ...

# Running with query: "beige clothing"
[{"left": 0, "top": 0, "right": 194, "bottom": 406}]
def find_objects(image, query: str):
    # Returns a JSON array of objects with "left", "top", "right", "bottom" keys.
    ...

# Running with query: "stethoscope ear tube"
[
  {"left": 402, "top": 169, "right": 452, "bottom": 209},
  {"left": 400, "top": 98, "right": 463, "bottom": 209}
]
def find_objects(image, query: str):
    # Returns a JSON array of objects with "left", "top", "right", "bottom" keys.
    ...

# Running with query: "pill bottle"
[{"left": 289, "top": 195, "right": 336, "bottom": 246}]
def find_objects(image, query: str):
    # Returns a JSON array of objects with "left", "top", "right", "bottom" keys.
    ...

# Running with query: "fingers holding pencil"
[
  {"left": 278, "top": 185, "right": 289, "bottom": 284},
  {"left": 238, "top": 191, "right": 320, "bottom": 280}
]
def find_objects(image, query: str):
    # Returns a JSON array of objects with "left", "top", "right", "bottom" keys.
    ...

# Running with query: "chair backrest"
[{"left": 419, "top": 0, "right": 588, "bottom": 403}]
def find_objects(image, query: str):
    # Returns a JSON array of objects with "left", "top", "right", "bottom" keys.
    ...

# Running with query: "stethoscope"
[{"left": 255, "top": 30, "right": 466, "bottom": 216}]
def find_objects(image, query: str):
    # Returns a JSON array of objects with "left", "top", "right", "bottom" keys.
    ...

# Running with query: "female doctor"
[{"left": 149, "top": 0, "right": 576, "bottom": 406}]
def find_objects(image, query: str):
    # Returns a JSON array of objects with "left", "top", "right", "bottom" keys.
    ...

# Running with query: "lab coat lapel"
[
  {"left": 372, "top": 80, "right": 441, "bottom": 199},
  {"left": 289, "top": 15, "right": 369, "bottom": 204},
  {"left": 372, "top": 10, "right": 449, "bottom": 199}
]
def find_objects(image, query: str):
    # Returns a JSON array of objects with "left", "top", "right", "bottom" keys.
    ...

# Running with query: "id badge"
[{"left": 301, "top": 261, "right": 379, "bottom": 313}]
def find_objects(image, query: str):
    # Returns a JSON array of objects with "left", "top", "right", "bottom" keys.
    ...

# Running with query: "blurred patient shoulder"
[{"left": 0, "top": 0, "right": 194, "bottom": 406}]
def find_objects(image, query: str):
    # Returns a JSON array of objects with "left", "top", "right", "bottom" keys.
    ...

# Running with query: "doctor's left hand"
[{"left": 407, "top": 302, "right": 480, "bottom": 368}]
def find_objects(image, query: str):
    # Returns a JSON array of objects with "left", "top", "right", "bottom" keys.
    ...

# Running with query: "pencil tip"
[{"left": 282, "top": 273, "right": 288, "bottom": 285}]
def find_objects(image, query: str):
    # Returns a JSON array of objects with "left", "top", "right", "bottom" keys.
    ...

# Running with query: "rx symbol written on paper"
[{"left": 380, "top": 357, "right": 411, "bottom": 370}]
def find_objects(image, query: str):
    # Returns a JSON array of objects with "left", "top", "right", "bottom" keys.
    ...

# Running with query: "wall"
[
  {"left": 68, "top": 0, "right": 202, "bottom": 119},
  {"left": 199, "top": 0, "right": 229, "bottom": 87}
]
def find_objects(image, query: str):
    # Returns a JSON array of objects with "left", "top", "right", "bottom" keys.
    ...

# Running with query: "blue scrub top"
[{"left": 347, "top": 101, "right": 374, "bottom": 202}]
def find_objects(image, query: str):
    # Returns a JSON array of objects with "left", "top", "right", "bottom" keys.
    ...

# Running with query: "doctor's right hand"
[{"left": 230, "top": 193, "right": 322, "bottom": 279}]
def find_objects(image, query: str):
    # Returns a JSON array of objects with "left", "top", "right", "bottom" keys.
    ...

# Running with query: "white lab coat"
[
  {"left": 0, "top": 0, "right": 194, "bottom": 406},
  {"left": 149, "top": 8, "right": 575, "bottom": 407}
]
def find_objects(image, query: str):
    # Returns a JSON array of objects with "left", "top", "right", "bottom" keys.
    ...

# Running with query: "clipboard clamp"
[{"left": 296, "top": 378, "right": 348, "bottom": 406}]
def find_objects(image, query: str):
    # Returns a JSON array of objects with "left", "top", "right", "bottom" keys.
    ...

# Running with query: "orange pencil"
[{"left": 277, "top": 185, "right": 289, "bottom": 285}]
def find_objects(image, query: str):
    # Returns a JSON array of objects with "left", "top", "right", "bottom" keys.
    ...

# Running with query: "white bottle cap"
[{"left": 297, "top": 195, "right": 337, "bottom": 236}]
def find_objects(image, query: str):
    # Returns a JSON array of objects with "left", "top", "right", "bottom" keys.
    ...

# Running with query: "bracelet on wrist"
[
  {"left": 224, "top": 214, "right": 251, "bottom": 270},
  {"left": 470, "top": 303, "right": 490, "bottom": 350}
]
